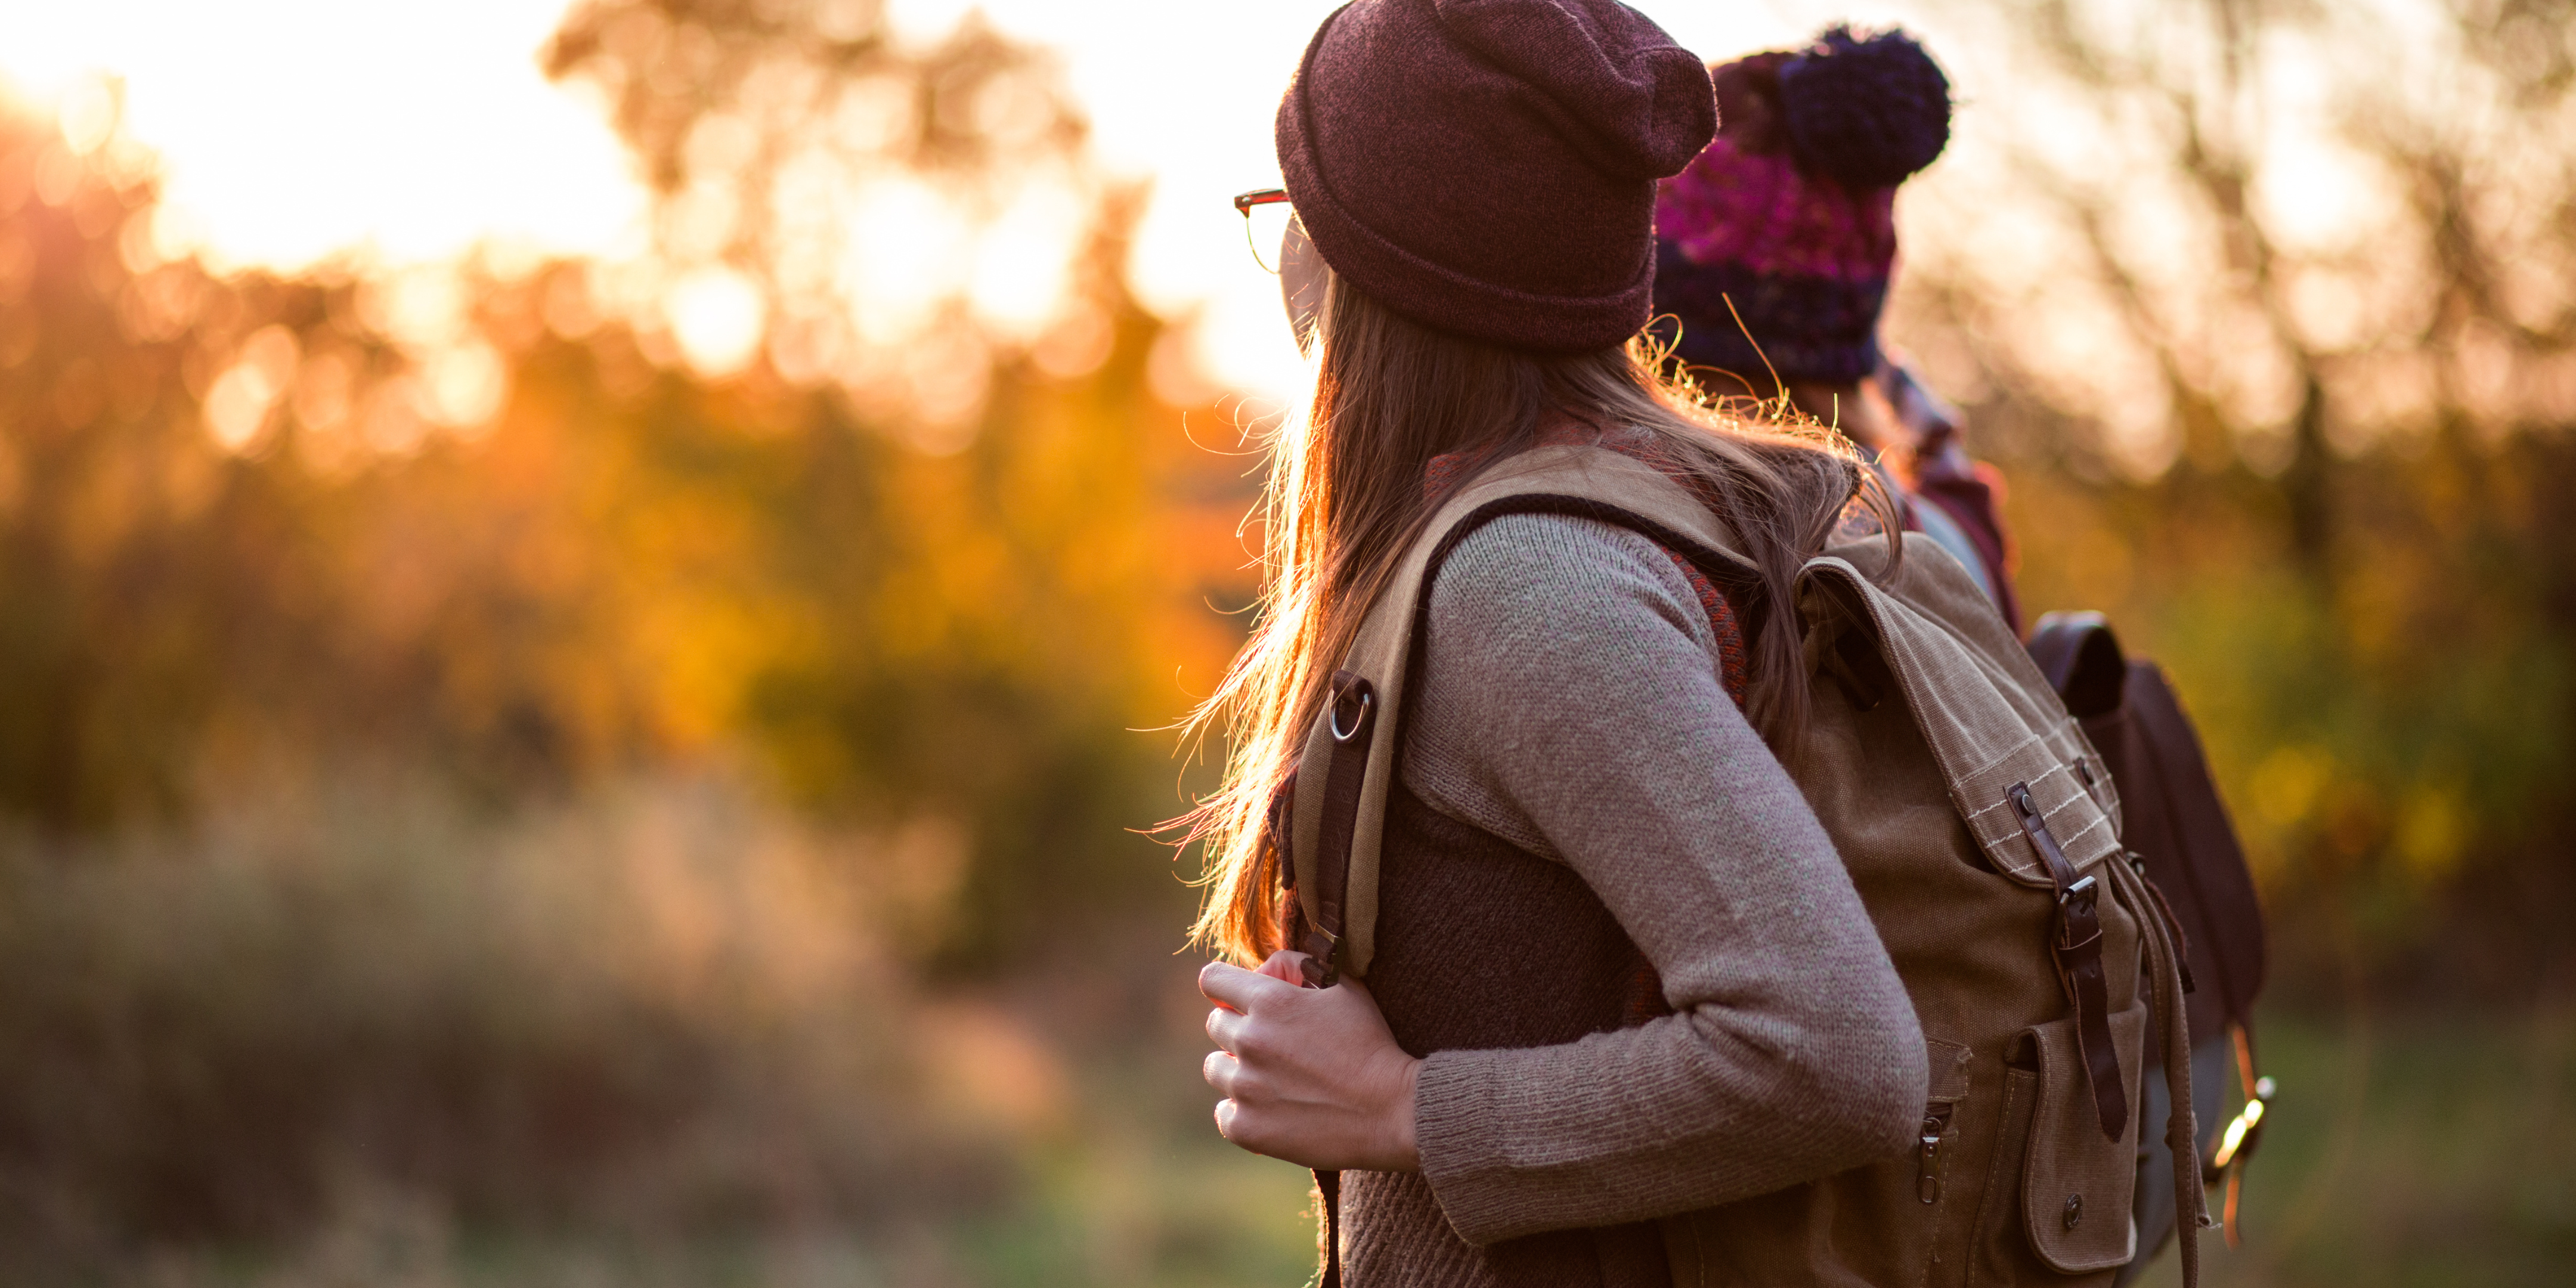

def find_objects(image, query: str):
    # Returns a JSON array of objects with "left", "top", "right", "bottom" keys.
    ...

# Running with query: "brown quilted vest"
[{"left": 1282, "top": 445, "right": 2206, "bottom": 1288}]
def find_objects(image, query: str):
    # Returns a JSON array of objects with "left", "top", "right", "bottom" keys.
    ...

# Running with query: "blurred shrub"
[{"left": 0, "top": 773, "right": 1009, "bottom": 1262}]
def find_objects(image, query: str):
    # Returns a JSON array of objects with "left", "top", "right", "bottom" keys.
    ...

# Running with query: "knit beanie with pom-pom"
[{"left": 1649, "top": 25, "right": 1950, "bottom": 385}]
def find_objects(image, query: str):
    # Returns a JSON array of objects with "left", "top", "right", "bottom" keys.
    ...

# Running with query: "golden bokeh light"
[{"left": 664, "top": 265, "right": 765, "bottom": 378}]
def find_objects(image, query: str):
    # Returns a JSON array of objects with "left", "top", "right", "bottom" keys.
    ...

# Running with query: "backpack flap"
[{"left": 1798, "top": 552, "right": 2125, "bottom": 893}]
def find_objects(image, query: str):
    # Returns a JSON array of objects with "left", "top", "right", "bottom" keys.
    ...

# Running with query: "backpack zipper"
[{"left": 1917, "top": 1101, "right": 1955, "bottom": 1203}]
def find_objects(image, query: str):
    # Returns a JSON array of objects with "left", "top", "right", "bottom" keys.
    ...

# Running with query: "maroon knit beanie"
[{"left": 1277, "top": 0, "right": 1716, "bottom": 352}]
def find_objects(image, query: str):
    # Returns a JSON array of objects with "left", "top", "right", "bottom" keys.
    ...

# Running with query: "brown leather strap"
[
  {"left": 1299, "top": 679, "right": 1370, "bottom": 1288},
  {"left": 1299, "top": 671, "right": 1377, "bottom": 987},
  {"left": 2008, "top": 782, "right": 2128, "bottom": 1141},
  {"left": 1268, "top": 772, "right": 1303, "bottom": 947},
  {"left": 2222, "top": 1025, "right": 2253, "bottom": 1246},
  {"left": 2132, "top": 865, "right": 2200, "bottom": 998},
  {"left": 2210, "top": 1022, "right": 2274, "bottom": 1248},
  {"left": 1314, "top": 1168, "right": 1343, "bottom": 1288}
]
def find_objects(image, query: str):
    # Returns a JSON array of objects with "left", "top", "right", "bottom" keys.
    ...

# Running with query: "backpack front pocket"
[{"left": 2021, "top": 999, "right": 2149, "bottom": 1274}]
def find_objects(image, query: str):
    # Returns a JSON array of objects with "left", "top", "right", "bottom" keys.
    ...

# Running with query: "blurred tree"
[
  {"left": 542, "top": 0, "right": 1262, "bottom": 968},
  {"left": 0, "top": 48, "right": 1262, "bottom": 1248},
  {"left": 1893, "top": 0, "right": 2576, "bottom": 990},
  {"left": 0, "top": 0, "right": 1256, "bottom": 970},
  {"left": 0, "top": 115, "right": 393, "bottom": 828},
  {"left": 542, "top": 0, "right": 1100, "bottom": 419}
]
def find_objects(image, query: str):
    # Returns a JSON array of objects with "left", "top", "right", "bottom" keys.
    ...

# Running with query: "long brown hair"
[{"left": 1176, "top": 268, "right": 1897, "bottom": 962}]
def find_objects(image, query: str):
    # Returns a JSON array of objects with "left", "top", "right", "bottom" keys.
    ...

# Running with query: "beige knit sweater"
[{"left": 1391, "top": 513, "right": 1925, "bottom": 1250}]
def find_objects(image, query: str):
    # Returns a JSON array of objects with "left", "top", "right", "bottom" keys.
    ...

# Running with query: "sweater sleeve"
[{"left": 1399, "top": 513, "right": 1926, "bottom": 1246}]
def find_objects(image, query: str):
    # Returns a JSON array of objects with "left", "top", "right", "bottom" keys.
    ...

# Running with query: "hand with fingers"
[{"left": 1199, "top": 950, "right": 1424, "bottom": 1172}]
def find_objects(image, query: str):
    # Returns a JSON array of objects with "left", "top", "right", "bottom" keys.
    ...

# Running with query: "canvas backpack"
[{"left": 1283, "top": 444, "right": 2209, "bottom": 1287}]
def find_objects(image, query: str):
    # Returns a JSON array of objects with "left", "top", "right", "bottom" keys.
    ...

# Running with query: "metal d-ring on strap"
[
  {"left": 1330, "top": 682, "right": 1374, "bottom": 741},
  {"left": 1299, "top": 670, "right": 1376, "bottom": 989},
  {"left": 2010, "top": 781, "right": 2129, "bottom": 1142}
]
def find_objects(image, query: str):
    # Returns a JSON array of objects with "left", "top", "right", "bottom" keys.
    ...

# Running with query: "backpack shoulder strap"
[
  {"left": 2026, "top": 611, "right": 2130, "bottom": 720},
  {"left": 1286, "top": 445, "right": 1751, "bottom": 984}
]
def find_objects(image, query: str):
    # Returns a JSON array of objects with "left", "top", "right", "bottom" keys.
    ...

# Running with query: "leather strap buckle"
[
  {"left": 2010, "top": 780, "right": 2130, "bottom": 1143},
  {"left": 2059, "top": 873, "right": 2097, "bottom": 913},
  {"left": 2055, "top": 875, "right": 2102, "bottom": 952}
]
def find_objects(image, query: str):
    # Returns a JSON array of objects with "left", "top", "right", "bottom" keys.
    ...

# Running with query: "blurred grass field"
[
  {"left": 2138, "top": 1007, "right": 2576, "bottom": 1288},
  {"left": 0, "top": 776, "right": 1320, "bottom": 1288},
  {"left": 5, "top": 785, "right": 2562, "bottom": 1288},
  {"left": 252, "top": 1002, "right": 2576, "bottom": 1288}
]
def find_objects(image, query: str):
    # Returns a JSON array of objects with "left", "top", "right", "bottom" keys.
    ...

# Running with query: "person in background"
[
  {"left": 1663, "top": 33, "right": 2246, "bottom": 1283},
  {"left": 1651, "top": 25, "right": 2022, "bottom": 633}
]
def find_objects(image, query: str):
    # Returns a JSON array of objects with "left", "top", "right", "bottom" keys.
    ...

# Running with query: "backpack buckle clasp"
[{"left": 2058, "top": 873, "right": 2097, "bottom": 915}]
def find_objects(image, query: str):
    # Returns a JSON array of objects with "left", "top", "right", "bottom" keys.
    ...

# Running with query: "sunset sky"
[{"left": 0, "top": 1, "right": 2031, "bottom": 399}]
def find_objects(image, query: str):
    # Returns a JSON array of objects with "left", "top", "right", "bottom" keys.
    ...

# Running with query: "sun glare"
[
  {"left": 665, "top": 267, "right": 767, "bottom": 379},
  {"left": 0, "top": 0, "right": 645, "bottom": 274}
]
